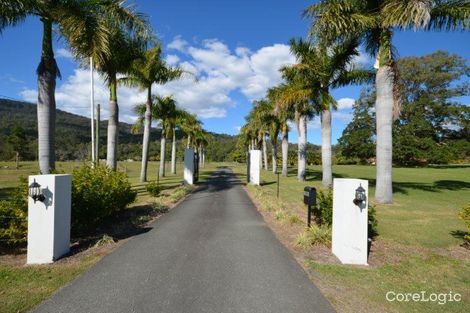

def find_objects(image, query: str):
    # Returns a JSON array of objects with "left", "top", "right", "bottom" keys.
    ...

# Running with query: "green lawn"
[
  {"left": 233, "top": 164, "right": 470, "bottom": 248},
  {"left": 229, "top": 163, "right": 470, "bottom": 313}
]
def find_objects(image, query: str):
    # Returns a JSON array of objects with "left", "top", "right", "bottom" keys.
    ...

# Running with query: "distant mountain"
[{"left": 0, "top": 98, "right": 238, "bottom": 161}]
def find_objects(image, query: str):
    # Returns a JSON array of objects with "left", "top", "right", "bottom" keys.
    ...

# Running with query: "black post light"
[
  {"left": 28, "top": 179, "right": 45, "bottom": 203},
  {"left": 353, "top": 184, "right": 366, "bottom": 206}
]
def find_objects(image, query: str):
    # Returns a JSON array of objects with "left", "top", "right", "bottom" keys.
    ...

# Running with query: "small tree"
[{"left": 8, "top": 125, "right": 28, "bottom": 169}]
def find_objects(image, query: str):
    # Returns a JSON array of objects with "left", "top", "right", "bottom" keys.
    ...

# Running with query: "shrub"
[
  {"left": 274, "top": 209, "right": 286, "bottom": 221},
  {"left": 368, "top": 204, "right": 379, "bottom": 239},
  {"left": 72, "top": 165, "right": 136, "bottom": 233},
  {"left": 313, "top": 188, "right": 333, "bottom": 225},
  {"left": 287, "top": 213, "right": 301, "bottom": 225},
  {"left": 169, "top": 185, "right": 191, "bottom": 203},
  {"left": 295, "top": 225, "right": 332, "bottom": 248},
  {"left": 146, "top": 181, "right": 161, "bottom": 197},
  {"left": 0, "top": 178, "right": 28, "bottom": 246},
  {"left": 459, "top": 204, "right": 470, "bottom": 243}
]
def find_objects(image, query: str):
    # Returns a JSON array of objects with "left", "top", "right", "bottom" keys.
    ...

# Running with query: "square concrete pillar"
[
  {"left": 27, "top": 174, "right": 71, "bottom": 264},
  {"left": 332, "top": 178, "right": 368, "bottom": 265},
  {"left": 184, "top": 148, "right": 195, "bottom": 185},
  {"left": 249, "top": 150, "right": 261, "bottom": 185}
]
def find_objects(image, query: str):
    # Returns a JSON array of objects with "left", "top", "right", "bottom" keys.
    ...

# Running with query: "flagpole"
[{"left": 90, "top": 56, "right": 96, "bottom": 165}]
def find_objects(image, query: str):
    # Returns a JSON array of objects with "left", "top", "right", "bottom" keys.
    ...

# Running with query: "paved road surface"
[{"left": 33, "top": 168, "right": 335, "bottom": 313}]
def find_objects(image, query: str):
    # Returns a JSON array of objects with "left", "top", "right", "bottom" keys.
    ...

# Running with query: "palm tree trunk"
[
  {"left": 187, "top": 135, "right": 190, "bottom": 149},
  {"left": 37, "top": 18, "right": 57, "bottom": 174},
  {"left": 321, "top": 109, "right": 332, "bottom": 187},
  {"left": 159, "top": 128, "right": 166, "bottom": 177},
  {"left": 171, "top": 127, "right": 176, "bottom": 174},
  {"left": 375, "top": 65, "right": 394, "bottom": 203},
  {"left": 106, "top": 77, "right": 118, "bottom": 170},
  {"left": 15, "top": 151, "right": 19, "bottom": 170},
  {"left": 271, "top": 137, "right": 277, "bottom": 173},
  {"left": 298, "top": 115, "right": 307, "bottom": 181},
  {"left": 262, "top": 133, "right": 268, "bottom": 170},
  {"left": 199, "top": 145, "right": 203, "bottom": 168},
  {"left": 139, "top": 87, "right": 152, "bottom": 182},
  {"left": 281, "top": 124, "right": 288, "bottom": 177}
]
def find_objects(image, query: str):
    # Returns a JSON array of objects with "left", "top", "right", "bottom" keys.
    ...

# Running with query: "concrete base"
[
  {"left": 184, "top": 149, "right": 195, "bottom": 185},
  {"left": 332, "top": 178, "right": 369, "bottom": 265},
  {"left": 27, "top": 174, "right": 71, "bottom": 264},
  {"left": 249, "top": 150, "right": 261, "bottom": 185}
]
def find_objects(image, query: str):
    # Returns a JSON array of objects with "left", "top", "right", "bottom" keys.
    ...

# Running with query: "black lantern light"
[
  {"left": 29, "top": 179, "right": 45, "bottom": 203},
  {"left": 353, "top": 184, "right": 366, "bottom": 206}
]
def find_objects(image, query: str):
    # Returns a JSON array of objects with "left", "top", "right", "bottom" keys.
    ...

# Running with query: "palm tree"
[
  {"left": 152, "top": 95, "right": 178, "bottom": 177},
  {"left": 123, "top": 45, "right": 186, "bottom": 181},
  {"left": 252, "top": 99, "right": 281, "bottom": 173},
  {"left": 179, "top": 111, "right": 202, "bottom": 149},
  {"left": 288, "top": 38, "right": 373, "bottom": 187},
  {"left": 268, "top": 87, "right": 294, "bottom": 177},
  {"left": 305, "top": 0, "right": 470, "bottom": 202},
  {"left": 272, "top": 72, "right": 315, "bottom": 181}
]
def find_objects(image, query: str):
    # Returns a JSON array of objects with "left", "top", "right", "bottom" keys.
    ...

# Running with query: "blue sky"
[{"left": 0, "top": 0, "right": 469, "bottom": 144}]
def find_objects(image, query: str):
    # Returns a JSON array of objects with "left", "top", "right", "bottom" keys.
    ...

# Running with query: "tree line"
[{"left": 237, "top": 0, "right": 470, "bottom": 204}]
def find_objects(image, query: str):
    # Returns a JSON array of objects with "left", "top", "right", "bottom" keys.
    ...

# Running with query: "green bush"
[
  {"left": 296, "top": 224, "right": 332, "bottom": 248},
  {"left": 0, "top": 178, "right": 28, "bottom": 246},
  {"left": 72, "top": 165, "right": 136, "bottom": 233},
  {"left": 313, "top": 188, "right": 333, "bottom": 225},
  {"left": 458, "top": 204, "right": 470, "bottom": 243},
  {"left": 146, "top": 181, "right": 161, "bottom": 197}
]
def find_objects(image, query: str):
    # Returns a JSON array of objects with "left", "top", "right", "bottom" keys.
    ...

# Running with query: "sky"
[{"left": 0, "top": 0, "right": 469, "bottom": 144}]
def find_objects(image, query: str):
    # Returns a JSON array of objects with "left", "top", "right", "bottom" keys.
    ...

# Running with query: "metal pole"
[
  {"left": 90, "top": 56, "right": 95, "bottom": 165},
  {"left": 95, "top": 103, "right": 100, "bottom": 165},
  {"left": 307, "top": 205, "right": 311, "bottom": 228},
  {"left": 276, "top": 171, "right": 280, "bottom": 199}
]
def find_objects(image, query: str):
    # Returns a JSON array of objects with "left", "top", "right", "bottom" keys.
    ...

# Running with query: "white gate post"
[
  {"left": 184, "top": 148, "right": 195, "bottom": 185},
  {"left": 27, "top": 174, "right": 71, "bottom": 264},
  {"left": 249, "top": 150, "right": 261, "bottom": 185},
  {"left": 332, "top": 178, "right": 369, "bottom": 265}
]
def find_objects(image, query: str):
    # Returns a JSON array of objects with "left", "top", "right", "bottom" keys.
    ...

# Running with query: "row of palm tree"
[
  {"left": 240, "top": 0, "right": 470, "bottom": 204},
  {"left": 0, "top": 0, "right": 151, "bottom": 174},
  {"left": 305, "top": 0, "right": 470, "bottom": 203},
  {"left": 1, "top": 0, "right": 207, "bottom": 182},
  {"left": 133, "top": 95, "right": 205, "bottom": 181}
]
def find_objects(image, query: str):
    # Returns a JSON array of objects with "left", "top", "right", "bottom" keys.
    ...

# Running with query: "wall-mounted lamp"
[
  {"left": 29, "top": 179, "right": 45, "bottom": 203},
  {"left": 353, "top": 184, "right": 366, "bottom": 206}
]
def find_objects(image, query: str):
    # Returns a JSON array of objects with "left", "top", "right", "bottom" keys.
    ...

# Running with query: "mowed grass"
[
  {"left": 230, "top": 163, "right": 470, "bottom": 313},
  {"left": 232, "top": 164, "right": 470, "bottom": 248},
  {"left": 0, "top": 160, "right": 219, "bottom": 313}
]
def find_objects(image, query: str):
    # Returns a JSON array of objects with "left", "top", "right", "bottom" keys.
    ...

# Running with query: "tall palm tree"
[
  {"left": 305, "top": 0, "right": 470, "bottom": 202},
  {"left": 272, "top": 72, "right": 315, "bottom": 181},
  {"left": 153, "top": 95, "right": 178, "bottom": 177},
  {"left": 123, "top": 45, "right": 186, "bottom": 181},
  {"left": 268, "top": 86, "right": 294, "bottom": 177},
  {"left": 288, "top": 38, "right": 373, "bottom": 187},
  {"left": 252, "top": 99, "right": 281, "bottom": 173}
]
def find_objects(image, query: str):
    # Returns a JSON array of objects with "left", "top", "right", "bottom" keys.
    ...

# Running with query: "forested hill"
[{"left": 0, "top": 98, "right": 238, "bottom": 161}]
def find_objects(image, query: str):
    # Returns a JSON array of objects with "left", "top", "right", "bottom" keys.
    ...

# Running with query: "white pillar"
[
  {"left": 27, "top": 174, "right": 71, "bottom": 264},
  {"left": 249, "top": 150, "right": 261, "bottom": 185},
  {"left": 184, "top": 148, "right": 195, "bottom": 185},
  {"left": 332, "top": 178, "right": 369, "bottom": 265}
]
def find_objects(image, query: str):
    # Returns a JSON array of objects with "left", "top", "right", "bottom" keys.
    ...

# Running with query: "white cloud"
[
  {"left": 20, "top": 37, "right": 297, "bottom": 123},
  {"left": 56, "top": 48, "right": 73, "bottom": 59},
  {"left": 167, "top": 36, "right": 188, "bottom": 52},
  {"left": 165, "top": 54, "right": 180, "bottom": 65},
  {"left": 337, "top": 97, "right": 355, "bottom": 110}
]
